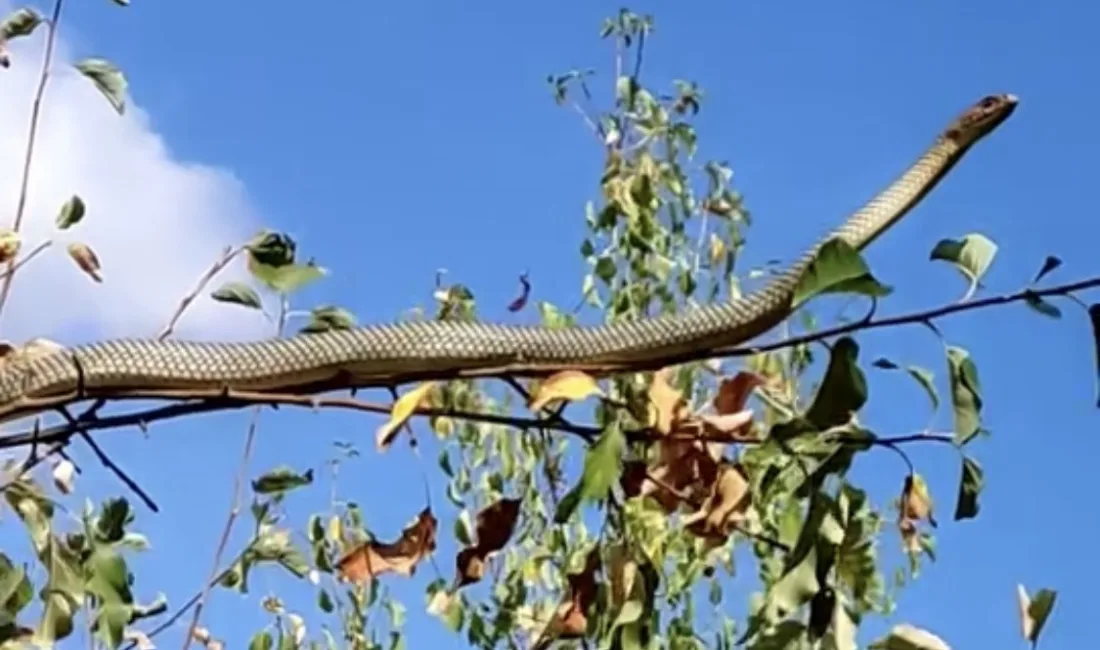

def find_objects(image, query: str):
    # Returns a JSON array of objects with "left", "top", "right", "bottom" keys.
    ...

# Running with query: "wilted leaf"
[
  {"left": 336, "top": 509, "right": 436, "bottom": 583},
  {"left": 954, "top": 456, "right": 983, "bottom": 521},
  {"left": 1016, "top": 584, "right": 1056, "bottom": 648},
  {"left": 529, "top": 370, "right": 603, "bottom": 412},
  {"left": 67, "top": 242, "right": 102, "bottom": 282},
  {"left": 376, "top": 382, "right": 437, "bottom": 450},
  {"left": 1031, "top": 255, "right": 1062, "bottom": 284},
  {"left": 683, "top": 462, "right": 751, "bottom": 539},
  {"left": 210, "top": 282, "right": 262, "bottom": 310},
  {"left": 74, "top": 58, "right": 127, "bottom": 114},
  {"left": 300, "top": 305, "right": 356, "bottom": 333},
  {"left": 946, "top": 346, "right": 983, "bottom": 444},
  {"left": 930, "top": 233, "right": 997, "bottom": 301},
  {"left": 648, "top": 368, "right": 688, "bottom": 435},
  {"left": 869, "top": 623, "right": 950, "bottom": 650},
  {"left": 251, "top": 467, "right": 314, "bottom": 495},
  {"left": 806, "top": 337, "right": 867, "bottom": 429},
  {"left": 793, "top": 238, "right": 893, "bottom": 308},
  {"left": 55, "top": 196, "right": 85, "bottom": 230},
  {"left": 507, "top": 273, "right": 531, "bottom": 312},
  {"left": 713, "top": 371, "right": 764, "bottom": 414},
  {"left": 532, "top": 548, "right": 599, "bottom": 650},
  {"left": 0, "top": 230, "right": 21, "bottom": 264},
  {"left": 0, "top": 8, "right": 41, "bottom": 40},
  {"left": 901, "top": 474, "right": 936, "bottom": 528},
  {"left": 471, "top": 498, "right": 520, "bottom": 554}
]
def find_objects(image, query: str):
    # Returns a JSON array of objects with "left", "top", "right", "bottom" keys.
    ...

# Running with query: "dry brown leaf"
[
  {"left": 684, "top": 462, "right": 751, "bottom": 539},
  {"left": 336, "top": 508, "right": 437, "bottom": 584},
  {"left": 473, "top": 497, "right": 521, "bottom": 553},
  {"left": 648, "top": 367, "right": 689, "bottom": 435},
  {"left": 897, "top": 517, "right": 921, "bottom": 555},
  {"left": 698, "top": 409, "right": 756, "bottom": 442},
  {"left": 528, "top": 370, "right": 603, "bottom": 412},
  {"left": 713, "top": 371, "right": 764, "bottom": 414},
  {"left": 901, "top": 474, "right": 937, "bottom": 527},
  {"left": 532, "top": 548, "right": 600, "bottom": 650},
  {"left": 376, "top": 382, "right": 437, "bottom": 450},
  {"left": 0, "top": 230, "right": 21, "bottom": 264},
  {"left": 455, "top": 547, "right": 485, "bottom": 587},
  {"left": 67, "top": 242, "right": 102, "bottom": 283}
]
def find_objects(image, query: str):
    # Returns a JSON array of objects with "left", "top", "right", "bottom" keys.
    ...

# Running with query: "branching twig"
[
  {"left": 0, "top": 0, "right": 64, "bottom": 320},
  {"left": 0, "top": 240, "right": 52, "bottom": 280},
  {"left": 181, "top": 407, "right": 260, "bottom": 650},
  {"left": 157, "top": 245, "right": 243, "bottom": 341}
]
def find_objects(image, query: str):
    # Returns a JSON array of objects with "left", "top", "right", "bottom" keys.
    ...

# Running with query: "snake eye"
[{"left": 980, "top": 96, "right": 999, "bottom": 109}]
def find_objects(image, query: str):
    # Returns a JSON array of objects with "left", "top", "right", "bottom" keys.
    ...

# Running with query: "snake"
[{"left": 0, "top": 93, "right": 1017, "bottom": 424}]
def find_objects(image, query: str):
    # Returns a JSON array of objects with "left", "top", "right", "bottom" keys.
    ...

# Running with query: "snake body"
[{"left": 0, "top": 94, "right": 1017, "bottom": 422}]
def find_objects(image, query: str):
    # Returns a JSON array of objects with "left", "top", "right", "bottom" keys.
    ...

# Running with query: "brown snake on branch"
[{"left": 0, "top": 94, "right": 1017, "bottom": 425}]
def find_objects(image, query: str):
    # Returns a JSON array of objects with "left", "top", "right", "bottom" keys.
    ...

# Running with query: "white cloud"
[{"left": 0, "top": 15, "right": 268, "bottom": 344}]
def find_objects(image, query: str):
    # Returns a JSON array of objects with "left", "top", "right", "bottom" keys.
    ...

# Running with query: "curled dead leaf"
[
  {"left": 649, "top": 367, "right": 689, "bottom": 435},
  {"left": 376, "top": 382, "right": 437, "bottom": 450},
  {"left": 528, "top": 370, "right": 603, "bottom": 412},
  {"left": 67, "top": 241, "right": 102, "bottom": 282},
  {"left": 532, "top": 548, "right": 600, "bottom": 650},
  {"left": 336, "top": 508, "right": 437, "bottom": 584},
  {"left": 455, "top": 546, "right": 485, "bottom": 587},
  {"left": 473, "top": 497, "right": 521, "bottom": 553},
  {"left": 0, "top": 229, "right": 20, "bottom": 264},
  {"left": 698, "top": 409, "right": 757, "bottom": 442},
  {"left": 683, "top": 462, "right": 751, "bottom": 540},
  {"left": 901, "top": 474, "right": 937, "bottom": 527},
  {"left": 714, "top": 371, "right": 765, "bottom": 414}
]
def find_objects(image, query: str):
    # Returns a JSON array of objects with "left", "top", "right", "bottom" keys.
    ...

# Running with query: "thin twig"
[
  {"left": 76, "top": 429, "right": 157, "bottom": 511},
  {"left": 181, "top": 407, "right": 260, "bottom": 650},
  {"left": 0, "top": 0, "right": 65, "bottom": 320},
  {"left": 0, "top": 240, "right": 52, "bottom": 280},
  {"left": 157, "top": 245, "right": 243, "bottom": 341}
]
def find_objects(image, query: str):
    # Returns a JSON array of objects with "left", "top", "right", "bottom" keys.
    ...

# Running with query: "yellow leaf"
[
  {"left": 376, "top": 381, "right": 437, "bottom": 450},
  {"left": 0, "top": 230, "right": 21, "bottom": 264},
  {"left": 648, "top": 367, "right": 687, "bottom": 435},
  {"left": 528, "top": 370, "right": 603, "bottom": 412}
]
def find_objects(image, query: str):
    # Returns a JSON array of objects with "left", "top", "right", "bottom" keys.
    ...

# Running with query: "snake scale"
[{"left": 0, "top": 94, "right": 1017, "bottom": 424}]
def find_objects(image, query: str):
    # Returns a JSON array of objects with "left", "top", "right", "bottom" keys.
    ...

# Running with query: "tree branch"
[
  {"left": 0, "top": 0, "right": 64, "bottom": 320},
  {"left": 157, "top": 245, "right": 243, "bottom": 341}
]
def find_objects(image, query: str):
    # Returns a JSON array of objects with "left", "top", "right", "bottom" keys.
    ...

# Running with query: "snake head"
[{"left": 944, "top": 94, "right": 1018, "bottom": 146}]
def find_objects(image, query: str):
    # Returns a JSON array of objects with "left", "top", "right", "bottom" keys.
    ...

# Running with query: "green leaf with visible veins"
[
  {"left": 805, "top": 337, "right": 867, "bottom": 429},
  {"left": 946, "top": 346, "right": 983, "bottom": 445},
  {"left": 793, "top": 238, "right": 893, "bottom": 309},
  {"left": 554, "top": 422, "right": 625, "bottom": 523},
  {"left": 74, "top": 58, "right": 127, "bottom": 115},
  {"left": 929, "top": 233, "right": 997, "bottom": 301},
  {"left": 954, "top": 456, "right": 983, "bottom": 521}
]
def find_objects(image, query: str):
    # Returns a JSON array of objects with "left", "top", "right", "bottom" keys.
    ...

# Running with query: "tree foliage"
[{"left": 0, "top": 4, "right": 1087, "bottom": 650}]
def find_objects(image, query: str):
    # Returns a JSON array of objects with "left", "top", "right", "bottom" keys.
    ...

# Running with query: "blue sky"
[{"left": 1, "top": 0, "right": 1097, "bottom": 647}]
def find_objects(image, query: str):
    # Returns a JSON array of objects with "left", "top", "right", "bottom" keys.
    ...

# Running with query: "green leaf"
[
  {"left": 1024, "top": 292, "right": 1061, "bottom": 319},
  {"left": 954, "top": 456, "right": 983, "bottom": 521},
  {"left": 86, "top": 548, "right": 132, "bottom": 605},
  {"left": 766, "top": 546, "right": 820, "bottom": 618},
  {"left": 929, "top": 233, "right": 997, "bottom": 301},
  {"left": 73, "top": 58, "right": 127, "bottom": 115},
  {"left": 1091, "top": 305, "right": 1100, "bottom": 407},
  {"left": 251, "top": 261, "right": 327, "bottom": 295},
  {"left": 247, "top": 231, "right": 297, "bottom": 267},
  {"left": 805, "top": 337, "right": 867, "bottom": 429},
  {"left": 252, "top": 466, "right": 314, "bottom": 495},
  {"left": 594, "top": 255, "right": 617, "bottom": 284},
  {"left": 55, "top": 196, "right": 85, "bottom": 230},
  {"left": 94, "top": 498, "right": 131, "bottom": 544},
  {"left": 0, "top": 8, "right": 41, "bottom": 40},
  {"left": 946, "top": 346, "right": 983, "bottom": 445},
  {"left": 1022, "top": 587, "right": 1057, "bottom": 648},
  {"left": 793, "top": 238, "right": 893, "bottom": 309},
  {"left": 1031, "top": 255, "right": 1062, "bottom": 284},
  {"left": 318, "top": 588, "right": 334, "bottom": 613},
  {"left": 874, "top": 359, "right": 939, "bottom": 412},
  {"left": 869, "top": 624, "right": 950, "bottom": 650},
  {"left": 554, "top": 423, "right": 625, "bottom": 523},
  {"left": 211, "top": 281, "right": 263, "bottom": 310},
  {"left": 300, "top": 305, "right": 356, "bottom": 334},
  {"left": 0, "top": 553, "right": 32, "bottom": 616},
  {"left": 36, "top": 591, "right": 78, "bottom": 646},
  {"left": 95, "top": 603, "right": 130, "bottom": 650},
  {"left": 249, "top": 630, "right": 274, "bottom": 650}
]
